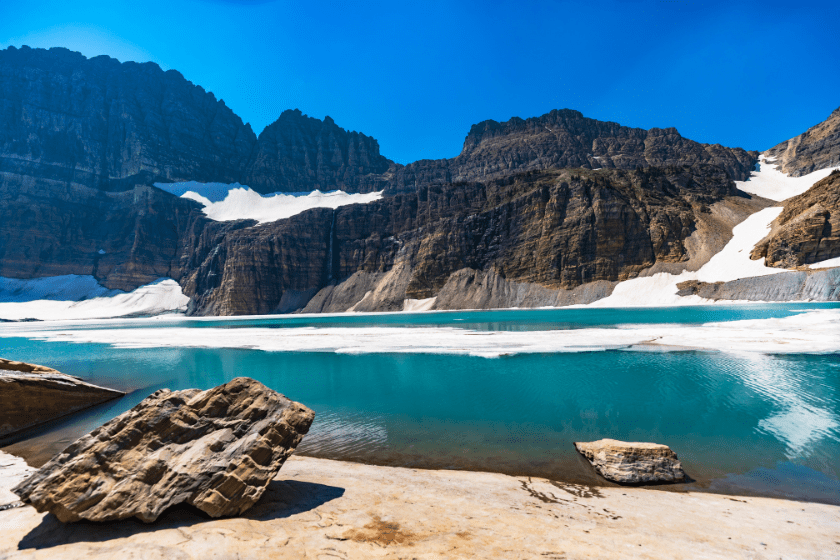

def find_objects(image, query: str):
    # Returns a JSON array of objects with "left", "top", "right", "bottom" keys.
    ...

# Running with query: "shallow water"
[{"left": 2, "top": 304, "right": 839, "bottom": 504}]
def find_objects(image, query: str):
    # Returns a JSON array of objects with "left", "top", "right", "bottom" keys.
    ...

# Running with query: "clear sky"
[{"left": 1, "top": 0, "right": 837, "bottom": 164}]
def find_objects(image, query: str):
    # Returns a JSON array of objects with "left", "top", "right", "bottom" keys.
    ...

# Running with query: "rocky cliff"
[
  {"left": 182, "top": 165, "right": 754, "bottom": 315},
  {"left": 244, "top": 109, "right": 394, "bottom": 194},
  {"left": 0, "top": 46, "right": 257, "bottom": 192},
  {"left": 385, "top": 109, "right": 758, "bottom": 194},
  {"left": 751, "top": 170, "right": 840, "bottom": 267},
  {"left": 765, "top": 106, "right": 840, "bottom": 177}
]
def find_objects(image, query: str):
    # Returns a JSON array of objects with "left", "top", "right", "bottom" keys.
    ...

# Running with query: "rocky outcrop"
[
  {"left": 244, "top": 109, "right": 394, "bottom": 194},
  {"left": 13, "top": 377, "right": 315, "bottom": 523},
  {"left": 184, "top": 165, "right": 749, "bottom": 315},
  {"left": 574, "top": 439, "right": 686, "bottom": 484},
  {"left": 676, "top": 268, "right": 840, "bottom": 301},
  {"left": 0, "top": 46, "right": 256, "bottom": 192},
  {"left": 751, "top": 170, "right": 840, "bottom": 267},
  {"left": 0, "top": 358, "right": 124, "bottom": 438},
  {"left": 385, "top": 109, "right": 758, "bottom": 194},
  {"left": 765, "top": 106, "right": 840, "bottom": 177}
]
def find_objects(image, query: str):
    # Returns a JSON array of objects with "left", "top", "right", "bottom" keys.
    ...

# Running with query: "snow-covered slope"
[
  {"left": 154, "top": 181, "right": 382, "bottom": 224},
  {"left": 736, "top": 155, "right": 839, "bottom": 201},
  {"left": 0, "top": 276, "right": 189, "bottom": 321},
  {"left": 590, "top": 157, "right": 840, "bottom": 307}
]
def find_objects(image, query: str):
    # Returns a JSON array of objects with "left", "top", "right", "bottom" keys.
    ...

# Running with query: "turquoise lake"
[{"left": 2, "top": 303, "right": 839, "bottom": 504}]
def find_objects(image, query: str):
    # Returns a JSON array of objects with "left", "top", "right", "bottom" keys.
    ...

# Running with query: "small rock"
[
  {"left": 574, "top": 439, "right": 686, "bottom": 484},
  {"left": 13, "top": 377, "right": 315, "bottom": 523}
]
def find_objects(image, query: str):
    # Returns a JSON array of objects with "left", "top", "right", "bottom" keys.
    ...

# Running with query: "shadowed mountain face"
[
  {"left": 384, "top": 110, "right": 759, "bottom": 194},
  {"left": 0, "top": 46, "right": 257, "bottom": 192},
  {"left": 765, "top": 107, "right": 840, "bottom": 177},
  {"left": 0, "top": 47, "right": 758, "bottom": 199}
]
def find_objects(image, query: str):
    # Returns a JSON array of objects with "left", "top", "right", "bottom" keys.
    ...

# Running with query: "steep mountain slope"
[
  {"left": 765, "top": 106, "right": 840, "bottom": 177},
  {"left": 0, "top": 46, "right": 256, "bottom": 191},
  {"left": 751, "top": 170, "right": 840, "bottom": 267},
  {"left": 244, "top": 109, "right": 393, "bottom": 194},
  {"left": 181, "top": 165, "right": 760, "bottom": 315},
  {"left": 385, "top": 109, "right": 758, "bottom": 194}
]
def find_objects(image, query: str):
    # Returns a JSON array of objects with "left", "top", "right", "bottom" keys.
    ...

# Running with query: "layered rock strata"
[
  {"left": 751, "top": 170, "right": 840, "bottom": 267},
  {"left": 765, "top": 106, "right": 840, "bottom": 177},
  {"left": 0, "top": 358, "right": 124, "bottom": 438},
  {"left": 385, "top": 109, "right": 758, "bottom": 194},
  {"left": 676, "top": 267, "right": 840, "bottom": 301},
  {"left": 13, "top": 377, "right": 315, "bottom": 523},
  {"left": 574, "top": 439, "right": 686, "bottom": 484},
  {"left": 184, "top": 165, "right": 749, "bottom": 314}
]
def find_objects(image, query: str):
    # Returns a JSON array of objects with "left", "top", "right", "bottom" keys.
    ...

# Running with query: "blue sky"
[{"left": 1, "top": 0, "right": 838, "bottom": 163}]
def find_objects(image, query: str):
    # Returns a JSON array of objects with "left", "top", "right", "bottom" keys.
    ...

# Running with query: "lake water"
[{"left": 2, "top": 303, "right": 839, "bottom": 504}]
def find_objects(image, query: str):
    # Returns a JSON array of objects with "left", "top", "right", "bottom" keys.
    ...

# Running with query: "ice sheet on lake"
[
  {"left": 0, "top": 276, "right": 189, "bottom": 321},
  {"left": 155, "top": 181, "right": 382, "bottom": 224},
  {"left": 2, "top": 308, "right": 838, "bottom": 357}
]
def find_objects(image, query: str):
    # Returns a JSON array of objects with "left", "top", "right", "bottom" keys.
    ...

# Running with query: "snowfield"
[
  {"left": 154, "top": 181, "right": 382, "bottom": 224},
  {"left": 0, "top": 276, "right": 189, "bottom": 321},
  {"left": 735, "top": 155, "right": 839, "bottom": 202}
]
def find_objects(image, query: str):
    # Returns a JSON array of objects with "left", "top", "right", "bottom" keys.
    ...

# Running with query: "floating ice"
[{"left": 3, "top": 309, "right": 838, "bottom": 357}]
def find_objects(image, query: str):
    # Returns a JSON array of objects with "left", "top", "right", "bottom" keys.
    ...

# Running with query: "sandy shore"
[{"left": 1, "top": 451, "right": 838, "bottom": 559}]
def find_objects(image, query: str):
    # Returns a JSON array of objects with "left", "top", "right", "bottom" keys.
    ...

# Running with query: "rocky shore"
[{"left": 0, "top": 450, "right": 837, "bottom": 559}]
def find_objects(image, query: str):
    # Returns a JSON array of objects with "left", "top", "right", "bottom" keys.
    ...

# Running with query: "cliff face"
[
  {"left": 182, "top": 165, "right": 743, "bottom": 315},
  {"left": 244, "top": 110, "right": 394, "bottom": 194},
  {"left": 385, "top": 109, "right": 758, "bottom": 194},
  {"left": 751, "top": 170, "right": 840, "bottom": 267},
  {"left": 765, "top": 107, "right": 840, "bottom": 177},
  {"left": 0, "top": 46, "right": 257, "bottom": 192}
]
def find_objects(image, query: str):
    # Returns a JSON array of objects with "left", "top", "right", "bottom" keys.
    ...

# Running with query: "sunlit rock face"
[
  {"left": 0, "top": 358, "right": 124, "bottom": 438},
  {"left": 765, "top": 106, "right": 840, "bottom": 177},
  {"left": 14, "top": 377, "right": 315, "bottom": 523},
  {"left": 574, "top": 439, "right": 686, "bottom": 484},
  {"left": 752, "top": 170, "right": 840, "bottom": 268}
]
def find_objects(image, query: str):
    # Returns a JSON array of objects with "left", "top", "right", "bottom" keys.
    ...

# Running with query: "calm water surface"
[{"left": 2, "top": 304, "right": 839, "bottom": 504}]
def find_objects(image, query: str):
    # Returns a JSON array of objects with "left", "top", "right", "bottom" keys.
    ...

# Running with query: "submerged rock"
[
  {"left": 0, "top": 358, "right": 125, "bottom": 438},
  {"left": 574, "top": 439, "right": 686, "bottom": 484},
  {"left": 13, "top": 377, "right": 315, "bottom": 523}
]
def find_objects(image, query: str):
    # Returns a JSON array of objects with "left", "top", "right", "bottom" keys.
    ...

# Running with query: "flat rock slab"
[
  {"left": 575, "top": 439, "right": 686, "bottom": 484},
  {"left": 13, "top": 377, "right": 315, "bottom": 523},
  {"left": 1, "top": 455, "right": 838, "bottom": 560},
  {"left": 0, "top": 358, "right": 125, "bottom": 438}
]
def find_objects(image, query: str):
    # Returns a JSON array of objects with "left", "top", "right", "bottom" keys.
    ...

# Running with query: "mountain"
[
  {"left": 751, "top": 170, "right": 840, "bottom": 268},
  {"left": 244, "top": 109, "right": 394, "bottom": 194},
  {"left": 765, "top": 106, "right": 840, "bottom": 177},
  {"left": 0, "top": 46, "right": 256, "bottom": 191},
  {"left": 9, "top": 46, "right": 838, "bottom": 317}
]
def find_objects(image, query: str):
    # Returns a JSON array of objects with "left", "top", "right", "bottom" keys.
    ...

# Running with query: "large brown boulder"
[
  {"left": 0, "top": 358, "right": 125, "bottom": 438},
  {"left": 13, "top": 377, "right": 315, "bottom": 523},
  {"left": 574, "top": 439, "right": 686, "bottom": 484}
]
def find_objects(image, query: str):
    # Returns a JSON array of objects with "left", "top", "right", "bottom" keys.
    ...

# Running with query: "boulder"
[
  {"left": 13, "top": 377, "right": 315, "bottom": 523},
  {"left": 574, "top": 439, "right": 686, "bottom": 484},
  {"left": 0, "top": 358, "right": 125, "bottom": 438}
]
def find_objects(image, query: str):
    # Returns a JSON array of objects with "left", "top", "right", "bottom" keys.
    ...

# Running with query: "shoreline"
[{"left": 1, "top": 450, "right": 838, "bottom": 559}]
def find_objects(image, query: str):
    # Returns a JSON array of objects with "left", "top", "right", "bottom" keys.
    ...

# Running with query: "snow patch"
[
  {"left": 590, "top": 207, "right": 785, "bottom": 307},
  {"left": 0, "top": 276, "right": 189, "bottom": 321},
  {"left": 155, "top": 181, "right": 382, "bottom": 224},
  {"left": 736, "top": 155, "right": 839, "bottom": 202},
  {"left": 3, "top": 309, "right": 839, "bottom": 357},
  {"left": 808, "top": 256, "right": 840, "bottom": 270}
]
